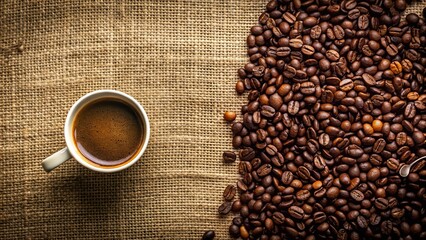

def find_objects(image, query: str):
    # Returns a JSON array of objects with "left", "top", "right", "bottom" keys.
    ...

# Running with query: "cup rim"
[{"left": 64, "top": 90, "right": 150, "bottom": 173}]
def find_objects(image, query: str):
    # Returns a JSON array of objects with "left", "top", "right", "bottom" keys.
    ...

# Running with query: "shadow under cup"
[{"left": 65, "top": 91, "right": 149, "bottom": 171}]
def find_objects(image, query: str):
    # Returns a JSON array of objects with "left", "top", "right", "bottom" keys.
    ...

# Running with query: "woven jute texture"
[{"left": 0, "top": 1, "right": 424, "bottom": 239}]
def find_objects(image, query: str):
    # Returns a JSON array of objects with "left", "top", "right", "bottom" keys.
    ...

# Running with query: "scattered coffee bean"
[
  {"left": 350, "top": 190, "right": 365, "bottom": 202},
  {"left": 223, "top": 185, "right": 236, "bottom": 201},
  {"left": 289, "top": 39, "right": 303, "bottom": 49},
  {"left": 303, "top": 16, "right": 317, "bottom": 27},
  {"left": 358, "top": 14, "right": 369, "bottom": 30},
  {"left": 390, "top": 61, "right": 402, "bottom": 75},
  {"left": 229, "top": 225, "right": 239, "bottom": 237},
  {"left": 223, "top": 151, "right": 236, "bottom": 163},
  {"left": 218, "top": 201, "right": 232, "bottom": 215},
  {"left": 202, "top": 230, "right": 215, "bottom": 240},
  {"left": 326, "top": 50, "right": 340, "bottom": 61},
  {"left": 375, "top": 198, "right": 389, "bottom": 210},
  {"left": 224, "top": 0, "right": 426, "bottom": 239},
  {"left": 326, "top": 186, "right": 340, "bottom": 199},
  {"left": 301, "top": 45, "right": 315, "bottom": 56},
  {"left": 239, "top": 225, "right": 249, "bottom": 239},
  {"left": 386, "top": 44, "right": 398, "bottom": 56},
  {"left": 372, "top": 119, "right": 383, "bottom": 132},
  {"left": 224, "top": 111, "right": 236, "bottom": 121},
  {"left": 339, "top": 79, "right": 354, "bottom": 92},
  {"left": 317, "top": 222, "right": 329, "bottom": 232},
  {"left": 288, "top": 206, "right": 304, "bottom": 220},
  {"left": 362, "top": 73, "right": 376, "bottom": 86},
  {"left": 367, "top": 168, "right": 381, "bottom": 182},
  {"left": 235, "top": 81, "right": 244, "bottom": 94}
]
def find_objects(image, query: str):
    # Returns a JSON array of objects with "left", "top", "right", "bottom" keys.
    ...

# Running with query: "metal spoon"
[{"left": 399, "top": 155, "right": 426, "bottom": 177}]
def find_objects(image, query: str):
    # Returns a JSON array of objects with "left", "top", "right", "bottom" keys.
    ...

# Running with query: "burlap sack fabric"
[{"left": 0, "top": 0, "right": 424, "bottom": 239}]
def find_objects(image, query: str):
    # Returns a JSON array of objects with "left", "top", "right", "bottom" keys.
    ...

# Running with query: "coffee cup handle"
[{"left": 42, "top": 147, "right": 72, "bottom": 172}]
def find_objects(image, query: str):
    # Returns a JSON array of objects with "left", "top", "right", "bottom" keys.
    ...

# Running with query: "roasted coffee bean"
[
  {"left": 223, "top": 151, "right": 237, "bottom": 163},
  {"left": 263, "top": 218, "right": 274, "bottom": 231},
  {"left": 386, "top": 158, "right": 400, "bottom": 171},
  {"left": 367, "top": 168, "right": 381, "bottom": 182},
  {"left": 283, "top": 12, "right": 296, "bottom": 24},
  {"left": 310, "top": 25, "right": 322, "bottom": 39},
  {"left": 288, "top": 206, "right": 304, "bottom": 220},
  {"left": 386, "top": 44, "right": 398, "bottom": 56},
  {"left": 374, "top": 198, "right": 388, "bottom": 210},
  {"left": 362, "top": 73, "right": 376, "bottom": 86},
  {"left": 272, "top": 212, "right": 286, "bottom": 225},
  {"left": 339, "top": 173, "right": 351, "bottom": 186},
  {"left": 239, "top": 226, "right": 249, "bottom": 239},
  {"left": 239, "top": 148, "right": 255, "bottom": 161},
  {"left": 226, "top": 0, "right": 426, "bottom": 238},
  {"left": 224, "top": 111, "right": 237, "bottom": 121},
  {"left": 269, "top": 93, "right": 283, "bottom": 110},
  {"left": 373, "top": 138, "right": 386, "bottom": 153},
  {"left": 265, "top": 144, "right": 278, "bottom": 156},
  {"left": 346, "top": 145, "right": 363, "bottom": 158},
  {"left": 296, "top": 189, "right": 310, "bottom": 201},
  {"left": 289, "top": 39, "right": 303, "bottom": 49},
  {"left": 277, "top": 47, "right": 291, "bottom": 57},
  {"left": 238, "top": 162, "right": 251, "bottom": 176},
  {"left": 333, "top": 25, "right": 345, "bottom": 40},
  {"left": 223, "top": 185, "right": 236, "bottom": 201},
  {"left": 326, "top": 187, "right": 340, "bottom": 199},
  {"left": 370, "top": 214, "right": 381, "bottom": 226},
  {"left": 306, "top": 139, "right": 319, "bottom": 154},
  {"left": 317, "top": 222, "right": 329, "bottom": 232},
  {"left": 326, "top": 50, "right": 340, "bottom": 61},
  {"left": 390, "top": 61, "right": 402, "bottom": 75},
  {"left": 318, "top": 133, "right": 331, "bottom": 148},
  {"left": 229, "top": 225, "right": 239, "bottom": 237},
  {"left": 391, "top": 208, "right": 404, "bottom": 219},
  {"left": 357, "top": 216, "right": 368, "bottom": 229},
  {"left": 313, "top": 155, "right": 326, "bottom": 170},
  {"left": 404, "top": 102, "right": 416, "bottom": 119},
  {"left": 281, "top": 171, "right": 294, "bottom": 185},
  {"left": 396, "top": 132, "right": 407, "bottom": 146},
  {"left": 202, "top": 230, "right": 215, "bottom": 240},
  {"left": 358, "top": 15, "right": 369, "bottom": 30},
  {"left": 303, "top": 17, "right": 317, "bottom": 27},
  {"left": 401, "top": 59, "right": 413, "bottom": 72},
  {"left": 313, "top": 211, "right": 327, "bottom": 224},
  {"left": 288, "top": 101, "right": 300, "bottom": 115},
  {"left": 314, "top": 187, "right": 326, "bottom": 198},
  {"left": 350, "top": 190, "right": 364, "bottom": 202},
  {"left": 235, "top": 81, "right": 245, "bottom": 94},
  {"left": 312, "top": 180, "right": 322, "bottom": 190},
  {"left": 300, "top": 82, "right": 315, "bottom": 95},
  {"left": 406, "top": 13, "right": 419, "bottom": 24},
  {"left": 283, "top": 65, "right": 296, "bottom": 78},
  {"left": 261, "top": 105, "right": 275, "bottom": 118},
  {"left": 348, "top": 8, "right": 360, "bottom": 20},
  {"left": 297, "top": 166, "right": 311, "bottom": 180},
  {"left": 257, "top": 164, "right": 272, "bottom": 177},
  {"left": 339, "top": 79, "right": 354, "bottom": 92},
  {"left": 412, "top": 131, "right": 425, "bottom": 144},
  {"left": 301, "top": 45, "right": 315, "bottom": 56},
  {"left": 252, "top": 66, "right": 265, "bottom": 77},
  {"left": 372, "top": 120, "right": 383, "bottom": 132},
  {"left": 231, "top": 200, "right": 242, "bottom": 212}
]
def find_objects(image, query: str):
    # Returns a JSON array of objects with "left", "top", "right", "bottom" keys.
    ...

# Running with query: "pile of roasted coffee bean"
[{"left": 221, "top": 0, "right": 426, "bottom": 239}]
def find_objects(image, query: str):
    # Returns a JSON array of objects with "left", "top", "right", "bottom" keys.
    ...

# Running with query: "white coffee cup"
[{"left": 42, "top": 90, "right": 150, "bottom": 173}]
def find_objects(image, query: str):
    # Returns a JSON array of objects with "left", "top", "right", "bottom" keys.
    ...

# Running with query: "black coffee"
[
  {"left": 73, "top": 99, "right": 143, "bottom": 166},
  {"left": 221, "top": 0, "right": 426, "bottom": 239}
]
